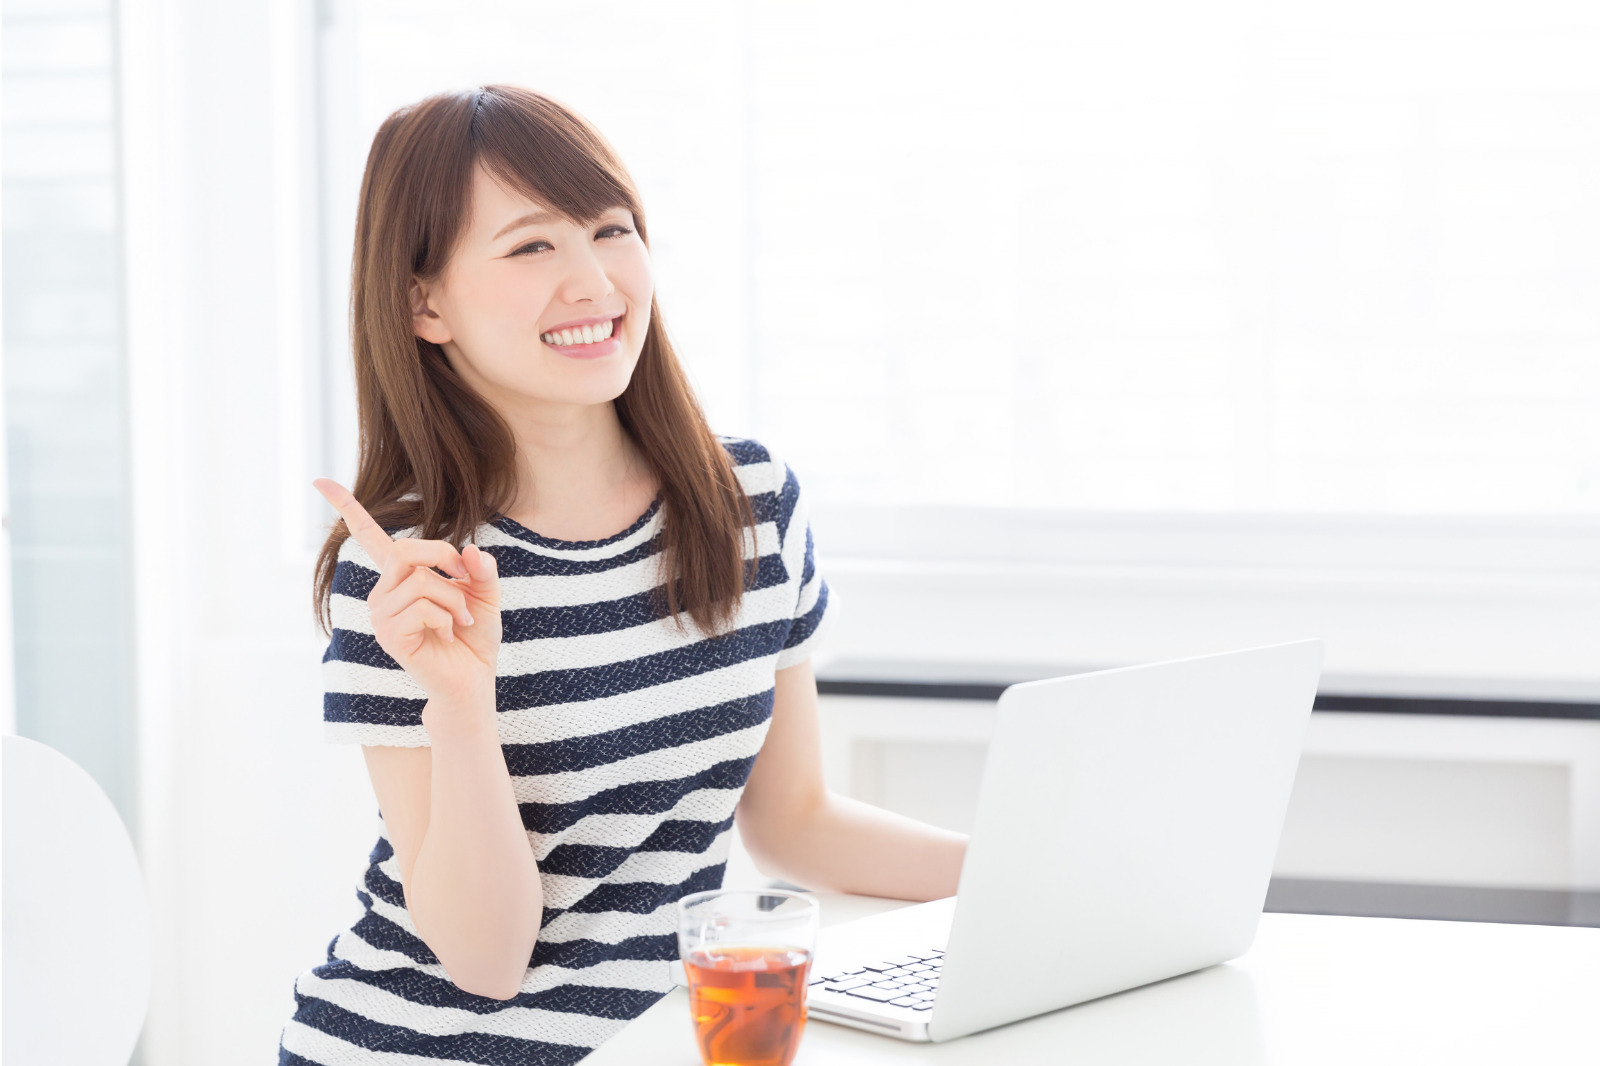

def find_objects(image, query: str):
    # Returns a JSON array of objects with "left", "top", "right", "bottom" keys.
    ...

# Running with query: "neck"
[
  {"left": 502, "top": 393, "right": 646, "bottom": 518},
  {"left": 438, "top": 339, "right": 659, "bottom": 540}
]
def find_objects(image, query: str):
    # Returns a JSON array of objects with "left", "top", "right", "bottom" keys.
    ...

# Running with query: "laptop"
[{"left": 796, "top": 639, "right": 1322, "bottom": 1042}]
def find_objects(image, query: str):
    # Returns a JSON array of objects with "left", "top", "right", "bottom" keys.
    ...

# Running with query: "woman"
[{"left": 279, "top": 86, "right": 966, "bottom": 1066}]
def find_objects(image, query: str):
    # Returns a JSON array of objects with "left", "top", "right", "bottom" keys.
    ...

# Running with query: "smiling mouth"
[{"left": 540, "top": 316, "right": 622, "bottom": 349}]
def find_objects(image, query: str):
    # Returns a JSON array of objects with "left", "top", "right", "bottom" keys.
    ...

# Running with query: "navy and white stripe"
[{"left": 281, "top": 439, "right": 831, "bottom": 1065}]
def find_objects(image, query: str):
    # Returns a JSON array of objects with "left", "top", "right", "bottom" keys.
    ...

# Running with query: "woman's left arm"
[{"left": 734, "top": 659, "right": 968, "bottom": 901}]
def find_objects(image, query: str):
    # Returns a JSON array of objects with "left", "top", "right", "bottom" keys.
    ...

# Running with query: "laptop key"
[
  {"left": 860, "top": 962, "right": 895, "bottom": 972},
  {"left": 846, "top": 985, "right": 904, "bottom": 1002},
  {"left": 890, "top": 996, "right": 920, "bottom": 1007},
  {"left": 823, "top": 978, "right": 873, "bottom": 993},
  {"left": 912, "top": 1002, "right": 934, "bottom": 1010},
  {"left": 882, "top": 967, "right": 913, "bottom": 978}
]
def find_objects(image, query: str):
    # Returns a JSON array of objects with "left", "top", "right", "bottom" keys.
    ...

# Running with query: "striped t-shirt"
[{"left": 279, "top": 438, "right": 831, "bottom": 1066}]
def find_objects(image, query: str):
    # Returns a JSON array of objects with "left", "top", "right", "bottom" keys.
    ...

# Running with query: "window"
[
  {"left": 1, "top": 0, "right": 137, "bottom": 820},
  {"left": 325, "top": 0, "right": 1599, "bottom": 517},
  {"left": 314, "top": 0, "right": 1599, "bottom": 683}
]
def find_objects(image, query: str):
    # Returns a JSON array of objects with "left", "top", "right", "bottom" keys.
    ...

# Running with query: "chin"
[{"left": 538, "top": 355, "right": 639, "bottom": 407}]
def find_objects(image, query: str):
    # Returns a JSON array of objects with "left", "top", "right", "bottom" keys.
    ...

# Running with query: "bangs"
[{"left": 470, "top": 86, "right": 641, "bottom": 229}]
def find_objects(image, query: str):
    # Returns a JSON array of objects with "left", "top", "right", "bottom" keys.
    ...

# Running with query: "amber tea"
[{"left": 684, "top": 945, "right": 810, "bottom": 1066}]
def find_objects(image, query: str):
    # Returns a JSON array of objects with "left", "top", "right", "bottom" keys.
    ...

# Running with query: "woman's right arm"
[
  {"left": 363, "top": 686, "right": 541, "bottom": 1001},
  {"left": 316, "top": 479, "right": 541, "bottom": 1001}
]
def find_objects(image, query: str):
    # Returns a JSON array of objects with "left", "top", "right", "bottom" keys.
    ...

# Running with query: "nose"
[{"left": 557, "top": 235, "right": 615, "bottom": 307}]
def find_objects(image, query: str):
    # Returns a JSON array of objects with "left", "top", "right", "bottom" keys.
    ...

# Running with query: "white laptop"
[{"left": 796, "top": 640, "right": 1322, "bottom": 1042}]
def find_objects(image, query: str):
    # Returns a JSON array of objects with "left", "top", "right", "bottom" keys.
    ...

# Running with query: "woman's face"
[{"left": 412, "top": 164, "right": 654, "bottom": 412}]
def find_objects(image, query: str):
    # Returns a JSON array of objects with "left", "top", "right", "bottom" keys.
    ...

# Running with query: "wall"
[{"left": 822, "top": 696, "right": 1600, "bottom": 891}]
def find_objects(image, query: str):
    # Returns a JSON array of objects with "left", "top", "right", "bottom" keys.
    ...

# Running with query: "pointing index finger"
[{"left": 313, "top": 478, "right": 393, "bottom": 568}]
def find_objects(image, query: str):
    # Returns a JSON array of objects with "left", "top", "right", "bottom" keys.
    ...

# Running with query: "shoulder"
[
  {"left": 335, "top": 532, "right": 378, "bottom": 570},
  {"left": 333, "top": 521, "right": 425, "bottom": 569},
  {"left": 331, "top": 519, "right": 430, "bottom": 598},
  {"left": 718, "top": 435, "right": 798, "bottom": 495},
  {"left": 718, "top": 435, "right": 805, "bottom": 538}
]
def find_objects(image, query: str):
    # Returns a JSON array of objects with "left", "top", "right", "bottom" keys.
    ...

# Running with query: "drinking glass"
[{"left": 676, "top": 888, "right": 819, "bottom": 1066}]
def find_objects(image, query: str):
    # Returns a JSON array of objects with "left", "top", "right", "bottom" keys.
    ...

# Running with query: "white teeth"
[{"left": 542, "top": 319, "right": 616, "bottom": 346}]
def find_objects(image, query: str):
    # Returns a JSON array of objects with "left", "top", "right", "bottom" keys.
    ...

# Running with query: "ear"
[{"left": 410, "top": 279, "right": 452, "bottom": 345}]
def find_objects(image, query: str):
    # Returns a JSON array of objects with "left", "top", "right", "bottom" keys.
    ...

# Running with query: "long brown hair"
[{"left": 313, "top": 86, "right": 752, "bottom": 636}]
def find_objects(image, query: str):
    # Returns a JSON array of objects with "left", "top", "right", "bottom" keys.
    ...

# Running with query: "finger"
[
  {"left": 462, "top": 544, "right": 501, "bottom": 608},
  {"left": 383, "top": 566, "right": 474, "bottom": 627},
  {"left": 314, "top": 478, "right": 394, "bottom": 569},
  {"left": 392, "top": 598, "right": 456, "bottom": 644},
  {"left": 376, "top": 538, "right": 470, "bottom": 591},
  {"left": 463, "top": 543, "right": 499, "bottom": 587}
]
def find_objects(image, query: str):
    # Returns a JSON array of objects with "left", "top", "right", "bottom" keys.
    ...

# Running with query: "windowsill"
[{"left": 814, "top": 659, "right": 1600, "bottom": 720}]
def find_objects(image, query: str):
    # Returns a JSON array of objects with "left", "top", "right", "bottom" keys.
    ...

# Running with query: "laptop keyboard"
[{"left": 808, "top": 948, "right": 943, "bottom": 1011}]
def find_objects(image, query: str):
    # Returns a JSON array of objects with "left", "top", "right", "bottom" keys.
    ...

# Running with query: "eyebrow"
[{"left": 493, "top": 211, "right": 561, "bottom": 241}]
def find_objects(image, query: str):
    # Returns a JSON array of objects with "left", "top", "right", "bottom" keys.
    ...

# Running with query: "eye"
[
  {"left": 598, "top": 224, "right": 633, "bottom": 239},
  {"left": 511, "top": 239, "right": 552, "bottom": 256}
]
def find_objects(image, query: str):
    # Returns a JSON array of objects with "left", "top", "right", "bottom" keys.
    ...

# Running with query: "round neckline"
[{"left": 491, "top": 492, "right": 664, "bottom": 550}]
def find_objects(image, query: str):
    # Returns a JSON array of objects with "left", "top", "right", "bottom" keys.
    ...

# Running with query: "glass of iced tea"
[{"left": 676, "top": 889, "right": 819, "bottom": 1066}]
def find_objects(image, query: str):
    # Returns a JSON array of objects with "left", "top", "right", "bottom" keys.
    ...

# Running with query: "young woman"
[{"left": 278, "top": 86, "right": 966, "bottom": 1066}]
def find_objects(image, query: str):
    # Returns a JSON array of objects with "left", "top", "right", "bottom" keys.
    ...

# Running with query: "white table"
[{"left": 586, "top": 892, "right": 1600, "bottom": 1065}]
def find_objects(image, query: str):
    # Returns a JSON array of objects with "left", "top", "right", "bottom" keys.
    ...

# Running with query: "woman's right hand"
[{"left": 314, "top": 479, "right": 503, "bottom": 711}]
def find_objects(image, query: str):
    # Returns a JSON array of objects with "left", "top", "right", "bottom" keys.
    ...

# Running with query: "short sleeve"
[
  {"left": 773, "top": 461, "right": 833, "bottom": 670},
  {"left": 321, "top": 533, "right": 431, "bottom": 746}
]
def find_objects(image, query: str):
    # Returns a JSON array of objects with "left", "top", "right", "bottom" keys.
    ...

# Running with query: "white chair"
[{"left": 3, "top": 734, "right": 150, "bottom": 1065}]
